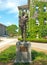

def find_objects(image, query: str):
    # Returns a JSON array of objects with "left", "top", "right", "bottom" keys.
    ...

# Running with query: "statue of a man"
[{"left": 19, "top": 11, "right": 28, "bottom": 41}]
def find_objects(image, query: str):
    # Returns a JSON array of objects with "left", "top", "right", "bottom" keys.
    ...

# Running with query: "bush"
[{"left": 26, "top": 38, "right": 47, "bottom": 43}]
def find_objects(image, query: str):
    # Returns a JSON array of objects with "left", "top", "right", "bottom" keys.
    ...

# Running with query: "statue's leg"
[
  {"left": 23, "top": 26, "right": 26, "bottom": 41},
  {"left": 24, "top": 24, "right": 27, "bottom": 41},
  {"left": 21, "top": 27, "right": 23, "bottom": 41},
  {"left": 25, "top": 24, "right": 26, "bottom": 39}
]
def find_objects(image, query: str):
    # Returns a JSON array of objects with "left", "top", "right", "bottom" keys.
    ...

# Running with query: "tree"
[{"left": 7, "top": 24, "right": 18, "bottom": 37}]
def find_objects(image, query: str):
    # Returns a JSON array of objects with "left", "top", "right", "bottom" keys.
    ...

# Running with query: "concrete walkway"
[
  {"left": 0, "top": 37, "right": 18, "bottom": 52},
  {"left": 0, "top": 37, "right": 47, "bottom": 53},
  {"left": 31, "top": 42, "right": 47, "bottom": 50},
  {"left": 31, "top": 42, "right": 47, "bottom": 53}
]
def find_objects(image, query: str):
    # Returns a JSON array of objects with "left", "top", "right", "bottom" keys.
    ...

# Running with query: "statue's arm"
[{"left": 25, "top": 16, "right": 28, "bottom": 21}]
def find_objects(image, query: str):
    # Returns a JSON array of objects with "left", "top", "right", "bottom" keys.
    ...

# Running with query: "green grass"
[
  {"left": 0, "top": 46, "right": 16, "bottom": 63},
  {"left": 32, "top": 50, "right": 47, "bottom": 61},
  {"left": 0, "top": 45, "right": 47, "bottom": 64}
]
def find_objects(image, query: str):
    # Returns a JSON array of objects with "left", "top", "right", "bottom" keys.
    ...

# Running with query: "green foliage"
[
  {"left": 18, "top": 37, "right": 22, "bottom": 41},
  {"left": 29, "top": 0, "right": 47, "bottom": 39},
  {"left": 7, "top": 24, "right": 18, "bottom": 37},
  {"left": 40, "top": 28, "right": 47, "bottom": 37},
  {"left": 26, "top": 38, "right": 47, "bottom": 43}
]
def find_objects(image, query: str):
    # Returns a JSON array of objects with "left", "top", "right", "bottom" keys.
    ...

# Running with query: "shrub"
[{"left": 26, "top": 38, "right": 47, "bottom": 43}]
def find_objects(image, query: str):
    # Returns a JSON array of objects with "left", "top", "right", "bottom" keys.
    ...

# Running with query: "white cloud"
[
  {"left": 7, "top": 2, "right": 15, "bottom": 8},
  {"left": 7, "top": 7, "right": 19, "bottom": 14},
  {"left": 0, "top": 0, "right": 27, "bottom": 14},
  {"left": 0, "top": 0, "right": 19, "bottom": 13},
  {"left": 0, "top": 21, "right": 14, "bottom": 26},
  {"left": 7, "top": 21, "right": 13, "bottom": 25}
]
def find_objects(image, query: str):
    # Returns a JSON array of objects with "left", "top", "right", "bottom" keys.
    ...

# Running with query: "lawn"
[
  {"left": 0, "top": 46, "right": 47, "bottom": 65},
  {"left": 0, "top": 46, "right": 16, "bottom": 63}
]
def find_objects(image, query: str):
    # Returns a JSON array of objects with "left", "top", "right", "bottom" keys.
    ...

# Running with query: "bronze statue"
[{"left": 19, "top": 12, "right": 28, "bottom": 41}]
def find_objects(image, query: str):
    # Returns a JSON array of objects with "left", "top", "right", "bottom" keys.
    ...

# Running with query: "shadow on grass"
[{"left": 14, "top": 63, "right": 31, "bottom": 65}]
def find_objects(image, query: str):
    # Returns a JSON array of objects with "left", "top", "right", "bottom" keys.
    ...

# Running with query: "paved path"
[
  {"left": 31, "top": 42, "right": 47, "bottom": 53},
  {"left": 0, "top": 37, "right": 47, "bottom": 53},
  {"left": 0, "top": 37, "right": 18, "bottom": 52},
  {"left": 31, "top": 42, "right": 47, "bottom": 50}
]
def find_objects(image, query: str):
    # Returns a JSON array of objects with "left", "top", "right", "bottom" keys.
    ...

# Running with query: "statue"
[
  {"left": 15, "top": 4, "right": 31, "bottom": 63},
  {"left": 19, "top": 11, "right": 28, "bottom": 41}
]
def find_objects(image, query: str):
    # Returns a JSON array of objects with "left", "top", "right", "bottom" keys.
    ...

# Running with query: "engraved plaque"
[{"left": 20, "top": 46, "right": 28, "bottom": 52}]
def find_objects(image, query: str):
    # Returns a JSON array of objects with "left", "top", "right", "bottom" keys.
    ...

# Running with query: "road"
[{"left": 0, "top": 37, "right": 47, "bottom": 53}]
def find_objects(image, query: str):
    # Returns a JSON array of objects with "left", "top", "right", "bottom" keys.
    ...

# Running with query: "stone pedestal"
[{"left": 15, "top": 41, "right": 31, "bottom": 63}]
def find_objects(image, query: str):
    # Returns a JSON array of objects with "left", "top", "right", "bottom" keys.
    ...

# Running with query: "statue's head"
[{"left": 22, "top": 11, "right": 26, "bottom": 16}]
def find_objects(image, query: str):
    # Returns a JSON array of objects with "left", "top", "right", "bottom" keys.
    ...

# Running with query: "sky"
[{"left": 0, "top": 0, "right": 28, "bottom": 26}]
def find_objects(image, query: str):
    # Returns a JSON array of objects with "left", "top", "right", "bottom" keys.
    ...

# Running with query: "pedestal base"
[
  {"left": 15, "top": 41, "right": 31, "bottom": 63},
  {"left": 14, "top": 59, "right": 32, "bottom": 63}
]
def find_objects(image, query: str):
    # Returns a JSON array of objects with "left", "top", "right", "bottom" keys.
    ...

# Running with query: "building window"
[
  {"left": 5, "top": 31, "right": 6, "bottom": 35},
  {"left": 27, "top": 10, "right": 29, "bottom": 13},
  {"left": 44, "top": 18, "right": 47, "bottom": 24},
  {"left": 35, "top": 6, "right": 39, "bottom": 12},
  {"left": 27, "top": 10, "right": 30, "bottom": 18},
  {"left": 36, "top": 18, "right": 40, "bottom": 26},
  {"left": 43, "top": 5, "right": 47, "bottom": 12},
  {"left": 23, "top": 9, "right": 26, "bottom": 12}
]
